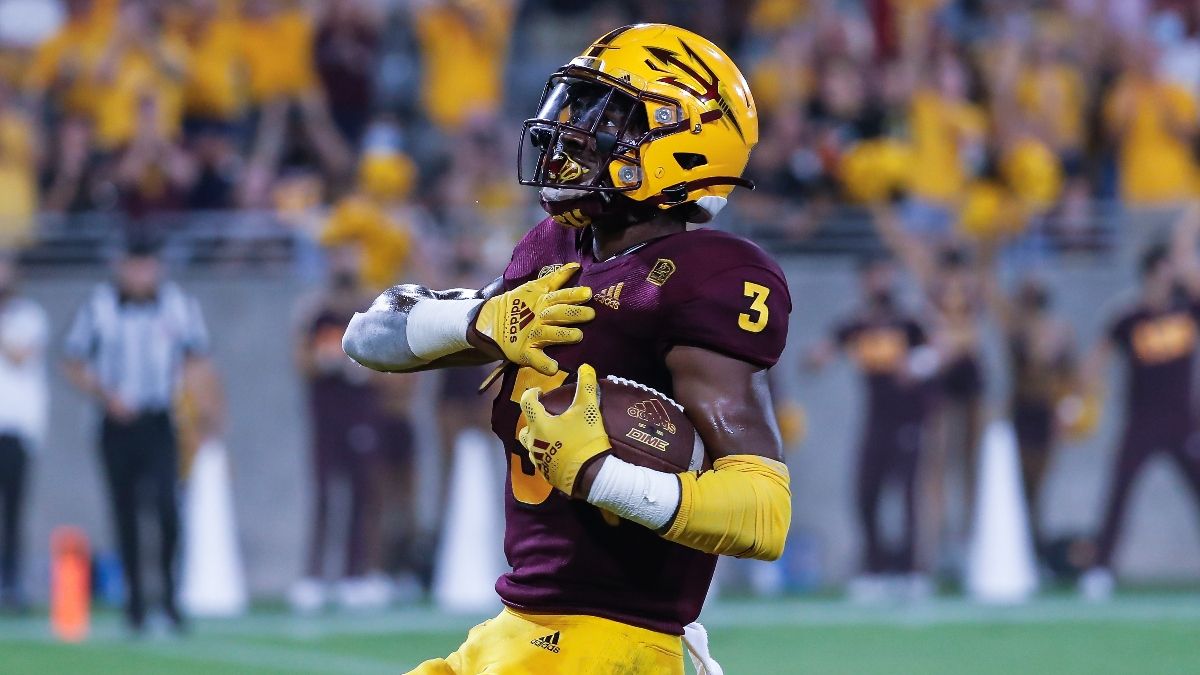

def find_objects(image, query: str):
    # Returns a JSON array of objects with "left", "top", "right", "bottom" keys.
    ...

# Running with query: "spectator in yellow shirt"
[
  {"left": 1105, "top": 41, "right": 1198, "bottom": 207},
  {"left": 177, "top": 0, "right": 243, "bottom": 132},
  {"left": 174, "top": 0, "right": 244, "bottom": 209},
  {"left": 412, "top": 0, "right": 515, "bottom": 134},
  {"left": 240, "top": 0, "right": 319, "bottom": 105},
  {"left": 748, "top": 0, "right": 811, "bottom": 35},
  {"left": 0, "top": 81, "right": 40, "bottom": 247},
  {"left": 905, "top": 52, "right": 986, "bottom": 234},
  {"left": 90, "top": 1, "right": 188, "bottom": 152},
  {"left": 239, "top": 0, "right": 351, "bottom": 207},
  {"left": 25, "top": 0, "right": 116, "bottom": 214},
  {"left": 321, "top": 149, "right": 419, "bottom": 292},
  {"left": 23, "top": 0, "right": 117, "bottom": 117},
  {"left": 1017, "top": 33, "right": 1087, "bottom": 166},
  {"left": 749, "top": 27, "right": 814, "bottom": 121}
]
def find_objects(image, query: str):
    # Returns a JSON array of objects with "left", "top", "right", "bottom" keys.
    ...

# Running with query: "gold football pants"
[{"left": 405, "top": 606, "right": 685, "bottom": 675}]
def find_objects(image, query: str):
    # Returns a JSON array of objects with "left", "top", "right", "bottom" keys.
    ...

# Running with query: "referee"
[{"left": 63, "top": 239, "right": 209, "bottom": 633}]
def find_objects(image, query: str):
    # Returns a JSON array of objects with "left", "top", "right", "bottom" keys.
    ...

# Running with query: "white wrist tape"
[
  {"left": 406, "top": 298, "right": 483, "bottom": 361},
  {"left": 586, "top": 456, "right": 681, "bottom": 530}
]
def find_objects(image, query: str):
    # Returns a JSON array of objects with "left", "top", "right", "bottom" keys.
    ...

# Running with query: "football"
[{"left": 539, "top": 375, "right": 703, "bottom": 473}]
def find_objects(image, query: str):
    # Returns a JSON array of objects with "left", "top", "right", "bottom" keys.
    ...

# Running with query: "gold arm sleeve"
[{"left": 662, "top": 455, "right": 792, "bottom": 561}]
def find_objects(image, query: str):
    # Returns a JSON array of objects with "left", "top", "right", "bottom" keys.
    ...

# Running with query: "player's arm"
[
  {"left": 656, "top": 346, "right": 792, "bottom": 561},
  {"left": 342, "top": 263, "right": 594, "bottom": 375},
  {"left": 518, "top": 356, "right": 790, "bottom": 561},
  {"left": 342, "top": 280, "right": 502, "bottom": 373}
]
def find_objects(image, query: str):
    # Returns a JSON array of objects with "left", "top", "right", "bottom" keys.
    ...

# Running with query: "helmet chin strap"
[
  {"left": 540, "top": 186, "right": 592, "bottom": 202},
  {"left": 540, "top": 173, "right": 755, "bottom": 229},
  {"left": 540, "top": 188, "right": 656, "bottom": 230}
]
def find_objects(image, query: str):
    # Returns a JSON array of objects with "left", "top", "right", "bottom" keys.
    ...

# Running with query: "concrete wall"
[
  {"left": 14, "top": 252, "right": 1200, "bottom": 599},
  {"left": 22, "top": 274, "right": 311, "bottom": 599}
]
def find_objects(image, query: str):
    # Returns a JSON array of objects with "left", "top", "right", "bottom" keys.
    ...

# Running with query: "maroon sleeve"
[{"left": 662, "top": 264, "right": 791, "bottom": 369}]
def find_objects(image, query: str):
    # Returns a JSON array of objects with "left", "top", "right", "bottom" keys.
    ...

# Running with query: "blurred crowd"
[
  {"left": 3, "top": 0, "right": 1200, "bottom": 251},
  {"left": 0, "top": 0, "right": 527, "bottom": 253}
]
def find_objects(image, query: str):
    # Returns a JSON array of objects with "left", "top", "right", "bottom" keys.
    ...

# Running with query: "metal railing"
[{"left": 4, "top": 200, "right": 1134, "bottom": 269}]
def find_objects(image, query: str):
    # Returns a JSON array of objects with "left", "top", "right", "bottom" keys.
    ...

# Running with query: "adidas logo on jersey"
[
  {"left": 595, "top": 282, "right": 624, "bottom": 310},
  {"left": 531, "top": 631, "right": 562, "bottom": 653},
  {"left": 538, "top": 264, "right": 564, "bottom": 279}
]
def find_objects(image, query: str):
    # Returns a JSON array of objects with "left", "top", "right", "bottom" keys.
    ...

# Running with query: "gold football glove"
[
  {"left": 473, "top": 263, "right": 594, "bottom": 376},
  {"left": 518, "top": 364, "right": 612, "bottom": 495}
]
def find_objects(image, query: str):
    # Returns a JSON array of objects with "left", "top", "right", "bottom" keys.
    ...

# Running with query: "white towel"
[{"left": 683, "top": 621, "right": 724, "bottom": 675}]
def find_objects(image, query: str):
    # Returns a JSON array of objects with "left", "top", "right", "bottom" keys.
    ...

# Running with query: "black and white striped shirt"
[{"left": 63, "top": 282, "right": 209, "bottom": 413}]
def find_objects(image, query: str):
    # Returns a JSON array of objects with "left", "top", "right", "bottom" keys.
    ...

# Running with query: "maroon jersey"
[
  {"left": 834, "top": 311, "right": 928, "bottom": 425},
  {"left": 489, "top": 219, "right": 790, "bottom": 635},
  {"left": 1109, "top": 296, "right": 1200, "bottom": 423}
]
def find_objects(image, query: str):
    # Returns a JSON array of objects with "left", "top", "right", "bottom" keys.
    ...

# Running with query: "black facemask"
[{"left": 520, "top": 74, "right": 652, "bottom": 194}]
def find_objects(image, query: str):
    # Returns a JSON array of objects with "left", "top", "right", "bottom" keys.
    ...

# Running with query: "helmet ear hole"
[{"left": 673, "top": 152, "right": 708, "bottom": 170}]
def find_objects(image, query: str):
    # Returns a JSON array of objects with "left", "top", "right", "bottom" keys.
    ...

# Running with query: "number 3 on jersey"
[{"left": 739, "top": 281, "right": 770, "bottom": 333}]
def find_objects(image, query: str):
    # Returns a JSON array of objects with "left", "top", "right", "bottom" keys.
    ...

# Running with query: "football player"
[{"left": 343, "top": 24, "right": 791, "bottom": 674}]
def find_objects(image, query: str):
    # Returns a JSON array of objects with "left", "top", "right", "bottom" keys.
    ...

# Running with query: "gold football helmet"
[{"left": 519, "top": 23, "right": 759, "bottom": 223}]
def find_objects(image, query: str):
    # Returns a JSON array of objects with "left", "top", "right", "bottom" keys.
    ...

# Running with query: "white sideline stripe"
[
  {"left": 0, "top": 631, "right": 399, "bottom": 675},
  {"left": 3, "top": 595, "right": 1200, "bottom": 645},
  {"left": 698, "top": 595, "right": 1200, "bottom": 629},
  {"left": 102, "top": 639, "right": 399, "bottom": 675}
]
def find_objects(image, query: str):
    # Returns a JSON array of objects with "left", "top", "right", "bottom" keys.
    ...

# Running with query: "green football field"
[{"left": 2, "top": 593, "right": 1199, "bottom": 674}]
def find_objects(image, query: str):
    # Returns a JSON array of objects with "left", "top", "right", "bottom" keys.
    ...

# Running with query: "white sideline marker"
[
  {"left": 432, "top": 428, "right": 505, "bottom": 614},
  {"left": 966, "top": 421, "right": 1038, "bottom": 604},
  {"left": 181, "top": 439, "right": 249, "bottom": 617}
]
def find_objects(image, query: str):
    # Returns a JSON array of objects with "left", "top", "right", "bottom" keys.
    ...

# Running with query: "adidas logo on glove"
[{"left": 507, "top": 299, "right": 535, "bottom": 343}]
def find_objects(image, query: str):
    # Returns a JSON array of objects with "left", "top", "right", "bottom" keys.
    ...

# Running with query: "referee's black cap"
[{"left": 122, "top": 232, "right": 165, "bottom": 259}]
